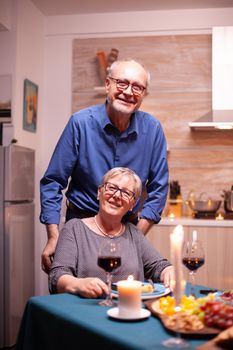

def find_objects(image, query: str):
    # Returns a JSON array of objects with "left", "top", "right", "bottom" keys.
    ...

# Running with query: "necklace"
[{"left": 94, "top": 216, "right": 123, "bottom": 238}]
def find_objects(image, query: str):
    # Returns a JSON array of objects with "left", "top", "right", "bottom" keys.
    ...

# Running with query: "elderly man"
[{"left": 40, "top": 59, "right": 168, "bottom": 273}]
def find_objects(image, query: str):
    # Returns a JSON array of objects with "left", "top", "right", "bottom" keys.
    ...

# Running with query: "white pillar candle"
[
  {"left": 117, "top": 278, "right": 142, "bottom": 317},
  {"left": 170, "top": 224, "right": 185, "bottom": 305},
  {"left": 192, "top": 230, "right": 197, "bottom": 241}
]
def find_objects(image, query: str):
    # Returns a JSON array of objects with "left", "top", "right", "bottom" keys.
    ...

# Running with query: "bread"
[{"left": 141, "top": 284, "right": 154, "bottom": 293}]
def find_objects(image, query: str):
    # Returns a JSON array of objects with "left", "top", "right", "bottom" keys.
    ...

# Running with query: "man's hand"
[
  {"left": 41, "top": 224, "right": 59, "bottom": 274},
  {"left": 137, "top": 218, "right": 154, "bottom": 235}
]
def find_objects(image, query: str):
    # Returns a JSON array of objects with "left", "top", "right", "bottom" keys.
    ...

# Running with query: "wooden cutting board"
[{"left": 144, "top": 299, "right": 219, "bottom": 336}]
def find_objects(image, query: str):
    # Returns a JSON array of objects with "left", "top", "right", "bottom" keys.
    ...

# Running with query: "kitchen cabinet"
[{"left": 146, "top": 220, "right": 233, "bottom": 291}]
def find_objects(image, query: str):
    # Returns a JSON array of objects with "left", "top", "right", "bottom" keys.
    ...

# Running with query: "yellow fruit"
[{"left": 158, "top": 293, "right": 219, "bottom": 320}]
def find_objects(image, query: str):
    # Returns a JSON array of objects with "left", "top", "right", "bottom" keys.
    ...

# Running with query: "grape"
[
  {"left": 216, "top": 319, "right": 226, "bottom": 329},
  {"left": 211, "top": 303, "right": 221, "bottom": 313},
  {"left": 158, "top": 293, "right": 233, "bottom": 330},
  {"left": 201, "top": 300, "right": 233, "bottom": 329},
  {"left": 227, "top": 312, "right": 233, "bottom": 320}
]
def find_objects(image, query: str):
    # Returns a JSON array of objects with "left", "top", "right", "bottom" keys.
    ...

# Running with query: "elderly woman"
[{"left": 49, "top": 167, "right": 174, "bottom": 298}]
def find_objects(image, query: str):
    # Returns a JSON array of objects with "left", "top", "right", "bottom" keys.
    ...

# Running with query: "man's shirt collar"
[{"left": 96, "top": 102, "right": 139, "bottom": 136}]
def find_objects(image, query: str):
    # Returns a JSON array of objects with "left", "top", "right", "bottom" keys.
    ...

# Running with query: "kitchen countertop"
[{"left": 159, "top": 217, "right": 233, "bottom": 227}]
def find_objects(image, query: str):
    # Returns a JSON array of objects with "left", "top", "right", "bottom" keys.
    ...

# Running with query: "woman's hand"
[
  {"left": 160, "top": 265, "right": 175, "bottom": 289},
  {"left": 57, "top": 275, "right": 109, "bottom": 298},
  {"left": 75, "top": 277, "right": 109, "bottom": 298}
]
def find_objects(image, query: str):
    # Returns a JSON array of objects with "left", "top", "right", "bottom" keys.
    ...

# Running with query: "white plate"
[
  {"left": 107, "top": 307, "right": 151, "bottom": 320},
  {"left": 214, "top": 291, "right": 233, "bottom": 305},
  {"left": 111, "top": 283, "right": 171, "bottom": 300}
]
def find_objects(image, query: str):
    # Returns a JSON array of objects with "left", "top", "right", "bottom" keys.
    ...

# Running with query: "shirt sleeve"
[
  {"left": 48, "top": 220, "right": 79, "bottom": 293},
  {"left": 40, "top": 115, "right": 80, "bottom": 224},
  {"left": 139, "top": 120, "right": 169, "bottom": 223}
]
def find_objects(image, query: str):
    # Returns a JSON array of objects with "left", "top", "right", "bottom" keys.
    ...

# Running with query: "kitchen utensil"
[
  {"left": 222, "top": 187, "right": 233, "bottom": 212},
  {"left": 188, "top": 192, "right": 221, "bottom": 213},
  {"left": 169, "top": 180, "right": 181, "bottom": 199},
  {"left": 147, "top": 279, "right": 155, "bottom": 292}
]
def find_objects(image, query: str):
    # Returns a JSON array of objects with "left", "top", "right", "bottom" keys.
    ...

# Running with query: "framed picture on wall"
[{"left": 23, "top": 79, "right": 38, "bottom": 133}]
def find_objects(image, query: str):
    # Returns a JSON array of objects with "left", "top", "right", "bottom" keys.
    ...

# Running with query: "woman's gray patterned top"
[{"left": 49, "top": 219, "right": 171, "bottom": 294}]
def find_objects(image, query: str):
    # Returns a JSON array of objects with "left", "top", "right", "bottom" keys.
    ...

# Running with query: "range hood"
[{"left": 189, "top": 27, "right": 233, "bottom": 130}]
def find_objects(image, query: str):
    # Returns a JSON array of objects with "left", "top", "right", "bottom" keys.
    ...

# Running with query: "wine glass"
[
  {"left": 97, "top": 239, "right": 121, "bottom": 306},
  {"left": 182, "top": 239, "right": 205, "bottom": 297}
]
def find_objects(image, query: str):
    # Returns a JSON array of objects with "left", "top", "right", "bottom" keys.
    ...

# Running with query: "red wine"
[
  {"left": 182, "top": 257, "right": 205, "bottom": 271},
  {"left": 98, "top": 256, "right": 121, "bottom": 273}
]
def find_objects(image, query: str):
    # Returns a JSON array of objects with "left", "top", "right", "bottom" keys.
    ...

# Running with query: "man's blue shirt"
[{"left": 40, "top": 103, "right": 168, "bottom": 225}]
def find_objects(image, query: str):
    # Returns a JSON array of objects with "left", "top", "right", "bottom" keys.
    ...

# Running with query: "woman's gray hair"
[
  {"left": 107, "top": 59, "right": 150, "bottom": 90},
  {"left": 100, "top": 167, "right": 142, "bottom": 200}
]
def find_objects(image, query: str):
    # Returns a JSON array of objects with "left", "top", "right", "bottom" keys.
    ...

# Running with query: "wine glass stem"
[
  {"left": 190, "top": 272, "right": 195, "bottom": 297},
  {"left": 106, "top": 272, "right": 112, "bottom": 303}
]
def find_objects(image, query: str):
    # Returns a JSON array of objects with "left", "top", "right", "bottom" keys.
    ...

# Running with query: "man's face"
[{"left": 105, "top": 61, "right": 148, "bottom": 116}]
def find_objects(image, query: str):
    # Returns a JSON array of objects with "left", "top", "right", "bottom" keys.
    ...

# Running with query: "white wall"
[
  {"left": 0, "top": 0, "right": 12, "bottom": 30},
  {"left": 0, "top": 0, "right": 46, "bottom": 294},
  {"left": 45, "top": 8, "right": 233, "bottom": 37},
  {"left": 13, "top": 0, "right": 45, "bottom": 294},
  {"left": 0, "top": 0, "right": 15, "bottom": 77}
]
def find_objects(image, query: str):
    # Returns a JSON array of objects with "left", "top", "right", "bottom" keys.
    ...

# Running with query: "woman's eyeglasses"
[
  {"left": 103, "top": 182, "right": 135, "bottom": 200},
  {"left": 108, "top": 77, "right": 146, "bottom": 96}
]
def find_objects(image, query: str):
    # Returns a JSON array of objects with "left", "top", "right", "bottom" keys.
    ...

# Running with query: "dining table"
[{"left": 16, "top": 284, "right": 218, "bottom": 350}]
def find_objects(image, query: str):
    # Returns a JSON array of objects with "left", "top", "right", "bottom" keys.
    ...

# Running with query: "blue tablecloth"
[{"left": 16, "top": 285, "right": 214, "bottom": 350}]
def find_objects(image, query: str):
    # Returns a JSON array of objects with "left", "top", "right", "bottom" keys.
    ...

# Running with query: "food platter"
[
  {"left": 111, "top": 283, "right": 171, "bottom": 300},
  {"left": 144, "top": 299, "right": 220, "bottom": 336}
]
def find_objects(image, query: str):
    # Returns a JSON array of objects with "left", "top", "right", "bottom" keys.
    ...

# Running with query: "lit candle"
[
  {"left": 117, "top": 276, "right": 142, "bottom": 317},
  {"left": 168, "top": 213, "right": 175, "bottom": 220},
  {"left": 215, "top": 213, "right": 224, "bottom": 220},
  {"left": 170, "top": 225, "right": 185, "bottom": 305},
  {"left": 192, "top": 230, "right": 197, "bottom": 241}
]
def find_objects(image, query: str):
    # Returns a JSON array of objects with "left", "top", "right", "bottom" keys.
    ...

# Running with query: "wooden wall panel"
[
  {"left": 72, "top": 35, "right": 233, "bottom": 206},
  {"left": 72, "top": 35, "right": 211, "bottom": 93}
]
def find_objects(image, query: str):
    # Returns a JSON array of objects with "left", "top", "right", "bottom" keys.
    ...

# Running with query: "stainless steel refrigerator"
[{"left": 0, "top": 144, "right": 35, "bottom": 348}]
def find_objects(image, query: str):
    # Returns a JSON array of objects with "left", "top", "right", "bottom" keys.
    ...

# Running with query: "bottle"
[
  {"left": 230, "top": 185, "right": 233, "bottom": 211},
  {"left": 96, "top": 51, "right": 108, "bottom": 83},
  {"left": 168, "top": 181, "right": 183, "bottom": 217}
]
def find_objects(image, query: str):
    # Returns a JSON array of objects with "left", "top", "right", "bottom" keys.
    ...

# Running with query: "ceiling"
[{"left": 31, "top": 0, "right": 233, "bottom": 16}]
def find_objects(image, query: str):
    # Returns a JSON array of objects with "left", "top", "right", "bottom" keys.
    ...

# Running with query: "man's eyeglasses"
[
  {"left": 103, "top": 182, "right": 135, "bottom": 200},
  {"left": 108, "top": 77, "right": 146, "bottom": 96}
]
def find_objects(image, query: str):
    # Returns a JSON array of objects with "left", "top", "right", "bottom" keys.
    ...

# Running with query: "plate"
[
  {"left": 107, "top": 307, "right": 151, "bottom": 320},
  {"left": 111, "top": 283, "right": 171, "bottom": 300},
  {"left": 214, "top": 291, "right": 233, "bottom": 306},
  {"left": 144, "top": 299, "right": 220, "bottom": 336}
]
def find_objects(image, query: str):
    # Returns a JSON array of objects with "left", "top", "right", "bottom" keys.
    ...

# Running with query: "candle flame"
[
  {"left": 168, "top": 213, "right": 175, "bottom": 220},
  {"left": 215, "top": 213, "right": 224, "bottom": 220},
  {"left": 127, "top": 275, "right": 134, "bottom": 281}
]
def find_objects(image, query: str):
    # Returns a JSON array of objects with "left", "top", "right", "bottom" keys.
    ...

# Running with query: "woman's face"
[{"left": 98, "top": 174, "right": 136, "bottom": 219}]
